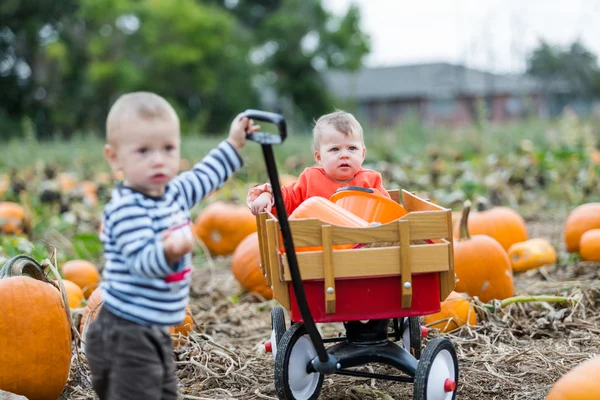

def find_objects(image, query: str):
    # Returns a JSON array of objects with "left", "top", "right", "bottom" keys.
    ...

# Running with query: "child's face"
[
  {"left": 104, "top": 117, "right": 181, "bottom": 197},
  {"left": 314, "top": 125, "right": 366, "bottom": 182}
]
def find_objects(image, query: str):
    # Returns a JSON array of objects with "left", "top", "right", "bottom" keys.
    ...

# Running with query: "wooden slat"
[
  {"left": 389, "top": 189, "right": 400, "bottom": 204},
  {"left": 322, "top": 225, "right": 336, "bottom": 314},
  {"left": 266, "top": 219, "right": 290, "bottom": 309},
  {"left": 399, "top": 221, "right": 412, "bottom": 308},
  {"left": 439, "top": 211, "right": 456, "bottom": 300},
  {"left": 256, "top": 213, "right": 270, "bottom": 286},
  {"left": 401, "top": 189, "right": 445, "bottom": 212},
  {"left": 282, "top": 243, "right": 450, "bottom": 281},
  {"left": 286, "top": 212, "right": 449, "bottom": 247}
]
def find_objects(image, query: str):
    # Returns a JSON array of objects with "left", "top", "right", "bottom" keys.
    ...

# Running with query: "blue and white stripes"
[{"left": 100, "top": 140, "right": 242, "bottom": 326}]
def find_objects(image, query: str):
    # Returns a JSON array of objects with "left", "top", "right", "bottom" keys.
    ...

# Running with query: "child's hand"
[
  {"left": 250, "top": 192, "right": 273, "bottom": 215},
  {"left": 228, "top": 113, "right": 261, "bottom": 152},
  {"left": 162, "top": 228, "right": 194, "bottom": 265}
]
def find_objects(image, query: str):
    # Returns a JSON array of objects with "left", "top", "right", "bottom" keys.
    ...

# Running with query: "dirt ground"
[{"left": 62, "top": 214, "right": 600, "bottom": 400}]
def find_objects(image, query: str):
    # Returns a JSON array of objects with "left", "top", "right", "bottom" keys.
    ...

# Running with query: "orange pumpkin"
[
  {"left": 79, "top": 286, "right": 103, "bottom": 335},
  {"left": 0, "top": 201, "right": 26, "bottom": 235},
  {"left": 547, "top": 356, "right": 600, "bottom": 400},
  {"left": 57, "top": 279, "right": 85, "bottom": 309},
  {"left": 0, "top": 256, "right": 71, "bottom": 400},
  {"left": 193, "top": 201, "right": 257, "bottom": 256},
  {"left": 423, "top": 291, "right": 476, "bottom": 332},
  {"left": 231, "top": 232, "right": 273, "bottom": 300},
  {"left": 507, "top": 238, "right": 557, "bottom": 272},
  {"left": 564, "top": 203, "right": 600, "bottom": 253},
  {"left": 454, "top": 198, "right": 528, "bottom": 251},
  {"left": 61, "top": 259, "right": 100, "bottom": 298},
  {"left": 579, "top": 229, "right": 600, "bottom": 262},
  {"left": 57, "top": 172, "right": 78, "bottom": 193},
  {"left": 454, "top": 201, "right": 514, "bottom": 303},
  {"left": 170, "top": 305, "right": 195, "bottom": 347}
]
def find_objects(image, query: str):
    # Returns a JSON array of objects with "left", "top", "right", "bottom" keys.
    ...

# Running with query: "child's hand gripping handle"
[{"left": 243, "top": 109, "right": 287, "bottom": 145}]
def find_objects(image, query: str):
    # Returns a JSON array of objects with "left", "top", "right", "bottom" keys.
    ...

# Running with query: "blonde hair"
[
  {"left": 106, "top": 91, "right": 179, "bottom": 143},
  {"left": 312, "top": 110, "right": 363, "bottom": 150}
]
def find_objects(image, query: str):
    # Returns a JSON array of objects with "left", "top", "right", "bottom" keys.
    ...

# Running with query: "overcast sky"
[{"left": 324, "top": 0, "right": 600, "bottom": 74}]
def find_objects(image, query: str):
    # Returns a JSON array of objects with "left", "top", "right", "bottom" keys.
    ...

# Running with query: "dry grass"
[{"left": 60, "top": 218, "right": 600, "bottom": 400}]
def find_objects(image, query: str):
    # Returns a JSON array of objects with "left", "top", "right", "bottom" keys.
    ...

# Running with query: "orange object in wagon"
[
  {"left": 285, "top": 196, "right": 369, "bottom": 252},
  {"left": 330, "top": 186, "right": 408, "bottom": 224}
]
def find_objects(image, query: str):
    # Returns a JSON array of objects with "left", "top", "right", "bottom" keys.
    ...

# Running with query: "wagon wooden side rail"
[{"left": 255, "top": 189, "right": 455, "bottom": 321}]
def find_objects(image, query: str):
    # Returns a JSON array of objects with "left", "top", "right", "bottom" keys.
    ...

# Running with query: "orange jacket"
[{"left": 247, "top": 166, "right": 390, "bottom": 216}]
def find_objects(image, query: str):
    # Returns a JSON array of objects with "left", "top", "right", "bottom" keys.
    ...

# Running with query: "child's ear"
[
  {"left": 314, "top": 149, "right": 322, "bottom": 165},
  {"left": 104, "top": 144, "right": 120, "bottom": 172},
  {"left": 361, "top": 146, "right": 366, "bottom": 161}
]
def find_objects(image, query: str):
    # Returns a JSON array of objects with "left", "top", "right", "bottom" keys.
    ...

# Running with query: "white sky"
[{"left": 324, "top": 0, "right": 600, "bottom": 73}]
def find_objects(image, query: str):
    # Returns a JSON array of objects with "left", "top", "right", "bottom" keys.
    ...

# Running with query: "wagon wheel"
[
  {"left": 402, "top": 316, "right": 422, "bottom": 359},
  {"left": 413, "top": 337, "right": 458, "bottom": 400},
  {"left": 270, "top": 306, "right": 287, "bottom": 358},
  {"left": 274, "top": 323, "right": 324, "bottom": 400}
]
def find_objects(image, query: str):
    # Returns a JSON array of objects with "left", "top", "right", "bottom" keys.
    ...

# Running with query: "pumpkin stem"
[
  {"left": 0, "top": 255, "right": 57, "bottom": 288},
  {"left": 458, "top": 200, "right": 472, "bottom": 241}
]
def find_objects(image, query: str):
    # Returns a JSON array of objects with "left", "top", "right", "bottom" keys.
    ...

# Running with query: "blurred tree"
[
  {"left": 208, "top": 0, "right": 370, "bottom": 125},
  {"left": 527, "top": 40, "right": 600, "bottom": 99},
  {"left": 0, "top": 0, "right": 79, "bottom": 139}
]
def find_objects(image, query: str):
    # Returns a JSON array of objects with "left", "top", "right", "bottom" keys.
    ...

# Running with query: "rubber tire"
[
  {"left": 271, "top": 306, "right": 287, "bottom": 353},
  {"left": 407, "top": 316, "right": 422, "bottom": 359},
  {"left": 413, "top": 337, "right": 458, "bottom": 400},
  {"left": 274, "top": 323, "right": 324, "bottom": 400}
]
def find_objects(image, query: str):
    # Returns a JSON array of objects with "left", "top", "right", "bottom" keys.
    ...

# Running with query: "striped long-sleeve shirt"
[{"left": 100, "top": 140, "right": 243, "bottom": 326}]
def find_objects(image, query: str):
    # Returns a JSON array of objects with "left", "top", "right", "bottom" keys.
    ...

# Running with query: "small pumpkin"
[
  {"left": 79, "top": 286, "right": 103, "bottom": 335},
  {"left": 0, "top": 256, "right": 71, "bottom": 400},
  {"left": 564, "top": 203, "right": 600, "bottom": 253},
  {"left": 579, "top": 229, "right": 600, "bottom": 262},
  {"left": 0, "top": 201, "right": 26, "bottom": 235},
  {"left": 454, "top": 201, "right": 514, "bottom": 303},
  {"left": 547, "top": 356, "right": 600, "bottom": 400},
  {"left": 57, "top": 172, "right": 78, "bottom": 193},
  {"left": 423, "top": 291, "right": 476, "bottom": 332},
  {"left": 61, "top": 259, "right": 101, "bottom": 298},
  {"left": 193, "top": 201, "right": 257, "bottom": 256},
  {"left": 508, "top": 238, "right": 557, "bottom": 272},
  {"left": 57, "top": 279, "right": 85, "bottom": 309},
  {"left": 170, "top": 305, "right": 195, "bottom": 347},
  {"left": 454, "top": 196, "right": 528, "bottom": 251},
  {"left": 231, "top": 232, "right": 273, "bottom": 300}
]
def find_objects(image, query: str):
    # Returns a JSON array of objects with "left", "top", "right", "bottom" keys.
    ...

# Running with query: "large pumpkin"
[
  {"left": 454, "top": 201, "right": 514, "bottom": 303},
  {"left": 0, "top": 256, "right": 71, "bottom": 400},
  {"left": 454, "top": 198, "right": 528, "bottom": 251},
  {"left": 547, "top": 356, "right": 600, "bottom": 400},
  {"left": 423, "top": 291, "right": 476, "bottom": 332},
  {"left": 231, "top": 232, "right": 273, "bottom": 300},
  {"left": 193, "top": 201, "right": 257, "bottom": 256},
  {"left": 79, "top": 286, "right": 103, "bottom": 335},
  {"left": 579, "top": 229, "right": 600, "bottom": 262},
  {"left": 62, "top": 259, "right": 100, "bottom": 298},
  {"left": 564, "top": 203, "right": 600, "bottom": 253},
  {"left": 507, "top": 238, "right": 557, "bottom": 272},
  {"left": 0, "top": 201, "right": 26, "bottom": 235}
]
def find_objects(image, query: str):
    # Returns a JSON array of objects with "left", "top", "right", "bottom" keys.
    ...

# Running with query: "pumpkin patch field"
[{"left": 1, "top": 114, "right": 600, "bottom": 400}]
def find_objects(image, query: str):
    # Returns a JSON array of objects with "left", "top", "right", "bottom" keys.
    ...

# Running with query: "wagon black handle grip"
[{"left": 243, "top": 109, "right": 287, "bottom": 145}]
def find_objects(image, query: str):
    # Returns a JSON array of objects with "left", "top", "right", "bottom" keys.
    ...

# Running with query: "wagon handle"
[
  {"left": 243, "top": 109, "right": 287, "bottom": 145},
  {"left": 244, "top": 109, "right": 331, "bottom": 365}
]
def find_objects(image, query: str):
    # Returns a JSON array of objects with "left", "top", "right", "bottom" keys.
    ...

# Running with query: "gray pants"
[{"left": 85, "top": 307, "right": 178, "bottom": 400}]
